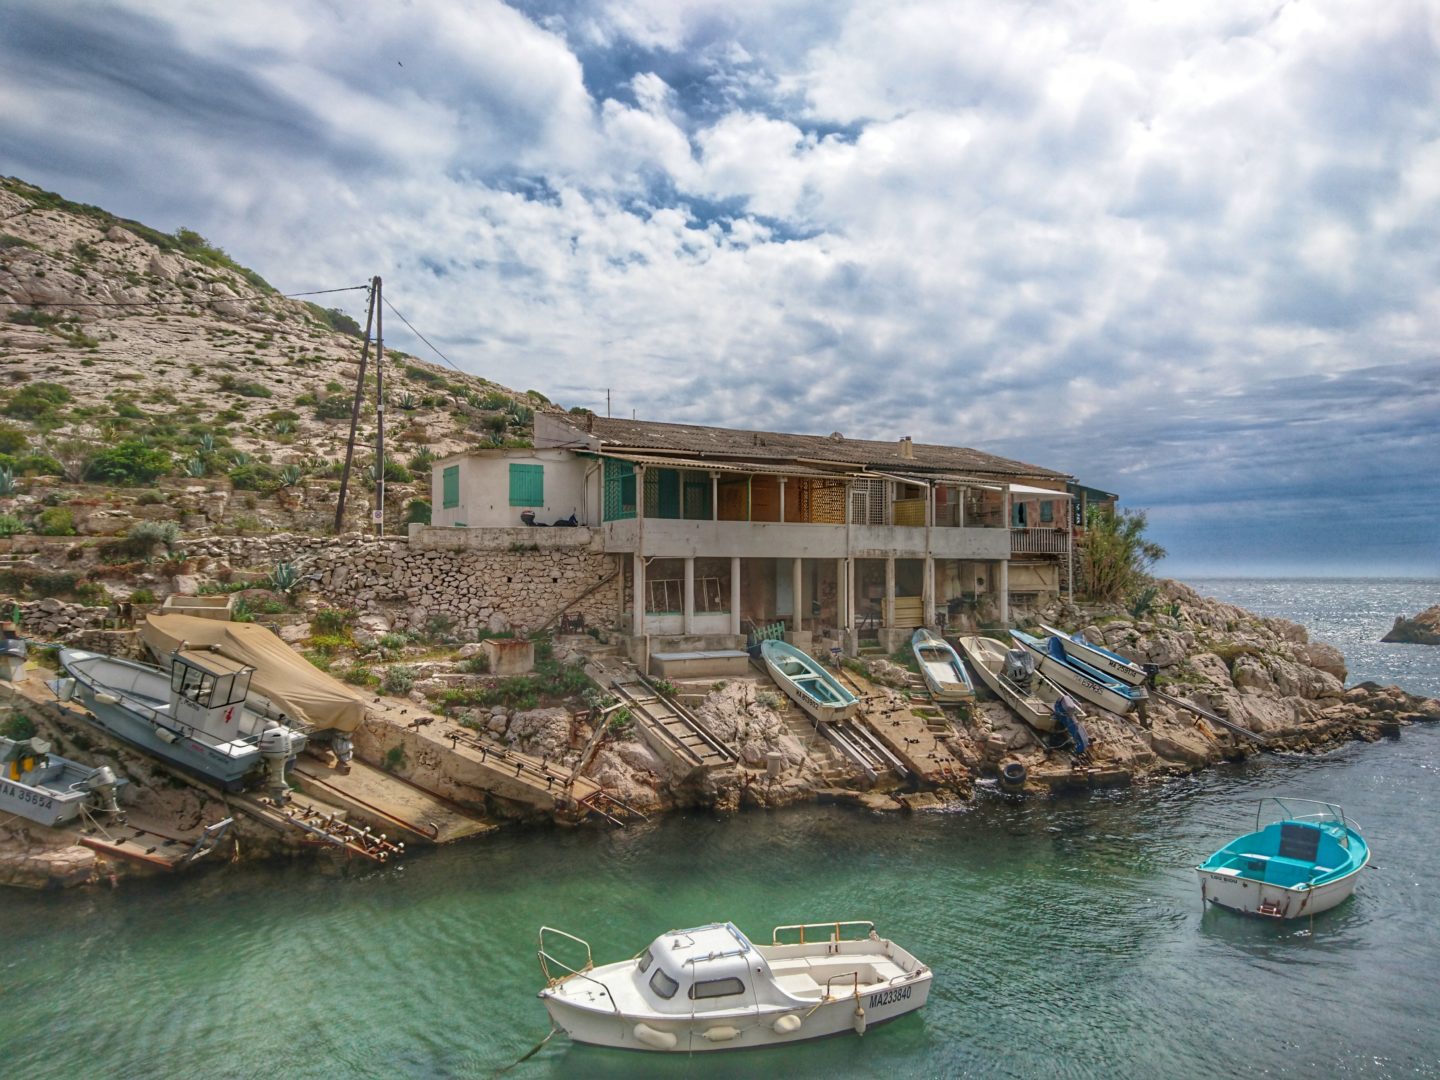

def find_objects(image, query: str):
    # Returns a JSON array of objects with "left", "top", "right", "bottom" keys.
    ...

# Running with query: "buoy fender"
[
  {"left": 702, "top": 1025, "right": 740, "bottom": 1042},
  {"left": 773, "top": 1014, "right": 803, "bottom": 1034},
  {"left": 633, "top": 1023, "right": 678, "bottom": 1050}
]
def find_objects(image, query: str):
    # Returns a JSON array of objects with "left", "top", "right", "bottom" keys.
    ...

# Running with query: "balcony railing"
[{"left": 1010, "top": 527, "right": 1070, "bottom": 554}]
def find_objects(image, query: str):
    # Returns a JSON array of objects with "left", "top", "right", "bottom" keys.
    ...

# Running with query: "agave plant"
[
  {"left": 0, "top": 466, "right": 13, "bottom": 496},
  {"left": 230, "top": 451, "right": 251, "bottom": 467},
  {"left": 198, "top": 433, "right": 216, "bottom": 454},
  {"left": 184, "top": 456, "right": 207, "bottom": 477},
  {"left": 267, "top": 560, "right": 300, "bottom": 595},
  {"left": 278, "top": 464, "right": 304, "bottom": 487},
  {"left": 273, "top": 419, "right": 296, "bottom": 435},
  {"left": 395, "top": 391, "right": 418, "bottom": 411}
]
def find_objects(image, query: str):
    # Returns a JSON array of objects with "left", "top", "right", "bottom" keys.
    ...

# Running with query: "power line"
[
  {"left": 381, "top": 294, "right": 465, "bottom": 375},
  {"left": 0, "top": 284, "right": 369, "bottom": 309}
]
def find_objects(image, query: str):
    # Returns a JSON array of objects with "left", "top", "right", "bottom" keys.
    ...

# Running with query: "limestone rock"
[{"left": 1381, "top": 604, "right": 1440, "bottom": 645}]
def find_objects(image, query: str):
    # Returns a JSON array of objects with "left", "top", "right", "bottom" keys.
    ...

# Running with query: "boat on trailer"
[
  {"left": 1035, "top": 623, "right": 1147, "bottom": 686},
  {"left": 955, "top": 635, "right": 1091, "bottom": 752},
  {"left": 1196, "top": 798, "right": 1369, "bottom": 919},
  {"left": 1010, "top": 629, "right": 1148, "bottom": 715},
  {"left": 538, "top": 920, "right": 931, "bottom": 1053},
  {"left": 910, "top": 629, "right": 975, "bottom": 702},
  {"left": 54, "top": 648, "right": 305, "bottom": 797},
  {"left": 760, "top": 640, "right": 859, "bottom": 723},
  {"left": 0, "top": 735, "right": 127, "bottom": 827}
]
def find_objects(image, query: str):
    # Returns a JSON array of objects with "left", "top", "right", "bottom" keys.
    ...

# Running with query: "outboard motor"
[
  {"left": 331, "top": 734, "right": 355, "bottom": 774},
  {"left": 258, "top": 722, "right": 297, "bottom": 804},
  {"left": 1003, "top": 648, "right": 1035, "bottom": 687},
  {"left": 1052, "top": 695, "right": 1090, "bottom": 755},
  {"left": 79, "top": 765, "right": 126, "bottom": 822}
]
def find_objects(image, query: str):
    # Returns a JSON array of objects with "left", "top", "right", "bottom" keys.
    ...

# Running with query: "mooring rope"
[{"left": 489, "top": 1027, "right": 557, "bottom": 1078}]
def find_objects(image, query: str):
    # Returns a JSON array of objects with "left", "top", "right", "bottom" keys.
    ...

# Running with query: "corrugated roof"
[{"left": 554, "top": 415, "right": 1068, "bottom": 480}]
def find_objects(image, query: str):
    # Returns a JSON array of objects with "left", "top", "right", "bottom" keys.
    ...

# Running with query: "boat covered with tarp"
[
  {"left": 141, "top": 613, "right": 366, "bottom": 734},
  {"left": 1196, "top": 798, "right": 1369, "bottom": 919},
  {"left": 538, "top": 919, "right": 931, "bottom": 1052}
]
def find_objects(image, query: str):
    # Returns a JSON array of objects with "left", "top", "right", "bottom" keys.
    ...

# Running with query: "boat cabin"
[
  {"left": 634, "top": 924, "right": 765, "bottom": 1015},
  {"left": 169, "top": 650, "right": 257, "bottom": 740}
]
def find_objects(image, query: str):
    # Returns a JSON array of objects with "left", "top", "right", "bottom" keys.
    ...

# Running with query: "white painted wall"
[{"left": 432, "top": 449, "right": 592, "bottom": 529}]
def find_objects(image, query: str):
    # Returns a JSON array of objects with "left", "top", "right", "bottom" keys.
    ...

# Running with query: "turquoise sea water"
[{"left": 4, "top": 580, "right": 1439, "bottom": 1079}]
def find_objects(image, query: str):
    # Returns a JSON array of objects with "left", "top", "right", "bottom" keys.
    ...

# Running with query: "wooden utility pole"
[
  {"left": 374, "top": 277, "right": 385, "bottom": 535},
  {"left": 333, "top": 279, "right": 379, "bottom": 534}
]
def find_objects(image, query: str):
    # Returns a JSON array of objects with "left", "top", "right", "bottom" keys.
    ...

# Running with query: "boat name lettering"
[
  {"left": 868, "top": 986, "right": 912, "bottom": 1008},
  {"left": 0, "top": 780, "right": 55, "bottom": 810}
]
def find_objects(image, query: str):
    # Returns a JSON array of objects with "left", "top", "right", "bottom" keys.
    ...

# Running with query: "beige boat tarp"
[{"left": 141, "top": 613, "right": 367, "bottom": 733}]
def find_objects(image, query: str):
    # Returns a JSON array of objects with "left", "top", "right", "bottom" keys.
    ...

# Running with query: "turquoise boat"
[
  {"left": 759, "top": 640, "right": 858, "bottom": 723},
  {"left": 1196, "top": 799, "right": 1369, "bottom": 919}
]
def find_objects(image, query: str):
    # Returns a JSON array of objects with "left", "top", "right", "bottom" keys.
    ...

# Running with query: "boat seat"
[{"left": 774, "top": 972, "right": 823, "bottom": 997}]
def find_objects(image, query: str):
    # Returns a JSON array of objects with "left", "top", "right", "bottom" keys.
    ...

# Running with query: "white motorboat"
[
  {"left": 0, "top": 735, "right": 126, "bottom": 827},
  {"left": 537, "top": 920, "right": 931, "bottom": 1053},
  {"left": 911, "top": 628, "right": 975, "bottom": 702},
  {"left": 1010, "top": 629, "right": 1148, "bottom": 715},
  {"left": 760, "top": 640, "right": 859, "bottom": 723},
  {"left": 1036, "top": 623, "right": 1148, "bottom": 685},
  {"left": 955, "top": 635, "right": 1091, "bottom": 752}
]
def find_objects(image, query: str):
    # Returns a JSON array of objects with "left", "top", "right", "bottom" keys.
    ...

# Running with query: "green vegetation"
[
  {"left": 342, "top": 663, "right": 378, "bottom": 688},
  {"left": 86, "top": 441, "right": 172, "bottom": 485},
  {"left": 0, "top": 512, "right": 23, "bottom": 536},
  {"left": 406, "top": 499, "right": 431, "bottom": 525},
  {"left": 37, "top": 507, "right": 76, "bottom": 535},
  {"left": 216, "top": 374, "right": 272, "bottom": 398},
  {"left": 1079, "top": 507, "right": 1167, "bottom": 606},
  {"left": 267, "top": 561, "right": 300, "bottom": 595},
  {"left": 227, "top": 462, "right": 280, "bottom": 490},
  {"left": 382, "top": 745, "right": 407, "bottom": 773},
  {"left": 313, "top": 395, "right": 353, "bottom": 421},
  {"left": 3, "top": 381, "right": 71, "bottom": 420},
  {"left": 312, "top": 608, "right": 356, "bottom": 635},
  {"left": 303, "top": 302, "right": 362, "bottom": 337},
  {"left": 0, "top": 712, "right": 37, "bottom": 741},
  {"left": 382, "top": 665, "right": 416, "bottom": 695}
]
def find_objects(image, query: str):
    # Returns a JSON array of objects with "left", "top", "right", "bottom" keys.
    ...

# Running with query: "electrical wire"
[{"left": 381, "top": 294, "right": 465, "bottom": 375}]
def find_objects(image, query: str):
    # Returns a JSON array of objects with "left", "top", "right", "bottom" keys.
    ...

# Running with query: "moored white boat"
[
  {"left": 911, "top": 629, "right": 974, "bottom": 702},
  {"left": 538, "top": 920, "right": 931, "bottom": 1052},
  {"left": 0, "top": 736, "right": 127, "bottom": 827},
  {"left": 760, "top": 640, "right": 858, "bottom": 723},
  {"left": 956, "top": 635, "right": 1091, "bottom": 753},
  {"left": 1036, "top": 623, "right": 1147, "bottom": 685},
  {"left": 55, "top": 648, "right": 305, "bottom": 796},
  {"left": 1195, "top": 799, "right": 1369, "bottom": 919},
  {"left": 1010, "top": 629, "right": 1147, "bottom": 715}
]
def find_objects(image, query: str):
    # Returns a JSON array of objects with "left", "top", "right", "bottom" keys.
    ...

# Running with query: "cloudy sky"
[{"left": 2, "top": 0, "right": 1437, "bottom": 577}]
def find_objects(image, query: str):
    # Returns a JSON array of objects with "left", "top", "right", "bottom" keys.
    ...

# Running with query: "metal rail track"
[{"left": 611, "top": 676, "right": 739, "bottom": 771}]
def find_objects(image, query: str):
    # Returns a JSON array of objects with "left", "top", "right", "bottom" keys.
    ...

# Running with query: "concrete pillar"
[
  {"left": 792, "top": 556, "right": 804, "bottom": 629},
  {"left": 711, "top": 473, "right": 719, "bottom": 521},
  {"left": 884, "top": 556, "right": 896, "bottom": 628},
  {"left": 632, "top": 553, "right": 646, "bottom": 636},
  {"left": 617, "top": 554, "right": 627, "bottom": 625},
  {"left": 843, "top": 558, "right": 854, "bottom": 629},
  {"left": 998, "top": 558, "right": 1009, "bottom": 626},
  {"left": 923, "top": 555, "right": 935, "bottom": 628},
  {"left": 683, "top": 556, "right": 695, "bottom": 635},
  {"left": 730, "top": 556, "right": 742, "bottom": 636},
  {"left": 779, "top": 478, "right": 786, "bottom": 523}
]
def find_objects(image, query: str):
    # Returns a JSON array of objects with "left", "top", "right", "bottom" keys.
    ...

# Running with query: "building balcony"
[
  {"left": 1010, "top": 527, "right": 1070, "bottom": 555},
  {"left": 599, "top": 518, "right": 1012, "bottom": 561}
]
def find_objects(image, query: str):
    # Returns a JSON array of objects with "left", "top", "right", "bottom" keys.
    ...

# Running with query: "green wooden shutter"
[
  {"left": 509, "top": 463, "right": 544, "bottom": 506},
  {"left": 1040, "top": 500, "right": 1054, "bottom": 523},
  {"left": 442, "top": 465, "right": 459, "bottom": 509}
]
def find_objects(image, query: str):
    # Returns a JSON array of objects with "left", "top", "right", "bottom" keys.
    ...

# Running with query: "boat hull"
[
  {"left": 760, "top": 641, "right": 858, "bottom": 723},
  {"left": 0, "top": 774, "right": 86, "bottom": 827},
  {"left": 1037, "top": 624, "right": 1147, "bottom": 685},
  {"left": 911, "top": 630, "right": 974, "bottom": 702},
  {"left": 1196, "top": 867, "right": 1362, "bottom": 919},
  {"left": 542, "top": 975, "right": 931, "bottom": 1052},
  {"left": 955, "top": 636, "right": 1060, "bottom": 729},
  {"left": 1013, "top": 633, "right": 1144, "bottom": 714}
]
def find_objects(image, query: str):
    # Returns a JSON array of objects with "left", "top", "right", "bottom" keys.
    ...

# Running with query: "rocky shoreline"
[
  {"left": 3, "top": 578, "right": 1436, "bottom": 891},
  {"left": 1382, "top": 604, "right": 1440, "bottom": 646}
]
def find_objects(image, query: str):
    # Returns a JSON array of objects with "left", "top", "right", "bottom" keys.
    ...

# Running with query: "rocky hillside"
[{"left": 0, "top": 175, "right": 548, "bottom": 538}]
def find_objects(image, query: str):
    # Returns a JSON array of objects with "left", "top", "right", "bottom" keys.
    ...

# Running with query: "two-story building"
[{"left": 431, "top": 414, "right": 1095, "bottom": 661}]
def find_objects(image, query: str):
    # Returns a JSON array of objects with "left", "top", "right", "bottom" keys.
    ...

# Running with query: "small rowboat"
[
  {"left": 1036, "top": 623, "right": 1147, "bottom": 685},
  {"left": 955, "top": 635, "right": 1090, "bottom": 752},
  {"left": 1010, "top": 629, "right": 1148, "bottom": 715},
  {"left": 1196, "top": 799, "right": 1369, "bottom": 919},
  {"left": 538, "top": 920, "right": 932, "bottom": 1052},
  {"left": 760, "top": 640, "right": 858, "bottom": 723},
  {"left": 910, "top": 629, "right": 974, "bottom": 702}
]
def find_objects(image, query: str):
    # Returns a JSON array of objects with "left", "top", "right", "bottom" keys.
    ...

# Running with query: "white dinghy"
[{"left": 537, "top": 920, "right": 931, "bottom": 1053}]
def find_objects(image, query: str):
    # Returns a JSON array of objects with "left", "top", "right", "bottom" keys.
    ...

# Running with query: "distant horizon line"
[{"left": 1170, "top": 574, "right": 1440, "bottom": 582}]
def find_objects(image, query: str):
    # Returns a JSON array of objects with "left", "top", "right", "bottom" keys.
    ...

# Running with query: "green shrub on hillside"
[
  {"left": 0, "top": 452, "right": 64, "bottom": 476},
  {"left": 85, "top": 441, "right": 172, "bottom": 485},
  {"left": 228, "top": 462, "right": 280, "bottom": 490},
  {"left": 0, "top": 424, "right": 28, "bottom": 455},
  {"left": 3, "top": 381, "right": 71, "bottom": 420},
  {"left": 37, "top": 507, "right": 76, "bottom": 535},
  {"left": 0, "top": 513, "right": 24, "bottom": 536},
  {"left": 313, "top": 395, "right": 353, "bottom": 421}
]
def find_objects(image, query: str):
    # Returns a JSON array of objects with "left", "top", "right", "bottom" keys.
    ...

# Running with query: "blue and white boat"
[
  {"left": 1196, "top": 799, "right": 1369, "bottom": 919},
  {"left": 1, "top": 735, "right": 127, "bottom": 827},
  {"left": 1010, "top": 629, "right": 1148, "bottom": 715},
  {"left": 760, "top": 640, "right": 858, "bottom": 723},
  {"left": 1036, "top": 623, "right": 1147, "bottom": 686},
  {"left": 910, "top": 629, "right": 974, "bottom": 702}
]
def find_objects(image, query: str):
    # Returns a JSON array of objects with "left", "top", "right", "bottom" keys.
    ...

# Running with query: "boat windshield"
[{"left": 638, "top": 950, "right": 654, "bottom": 973}]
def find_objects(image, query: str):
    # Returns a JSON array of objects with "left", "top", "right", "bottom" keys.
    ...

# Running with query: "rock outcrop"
[{"left": 1381, "top": 604, "right": 1440, "bottom": 645}]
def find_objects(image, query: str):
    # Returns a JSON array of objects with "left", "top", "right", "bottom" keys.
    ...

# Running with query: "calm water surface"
[{"left": 4, "top": 581, "right": 1438, "bottom": 1079}]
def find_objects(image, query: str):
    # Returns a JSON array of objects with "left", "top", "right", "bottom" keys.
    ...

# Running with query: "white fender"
[
  {"left": 853, "top": 1006, "right": 867, "bottom": 1036},
  {"left": 633, "top": 1023, "right": 677, "bottom": 1051},
  {"left": 96, "top": 692, "right": 121, "bottom": 705},
  {"left": 773, "top": 1014, "right": 803, "bottom": 1035},
  {"left": 702, "top": 1025, "right": 740, "bottom": 1042}
]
